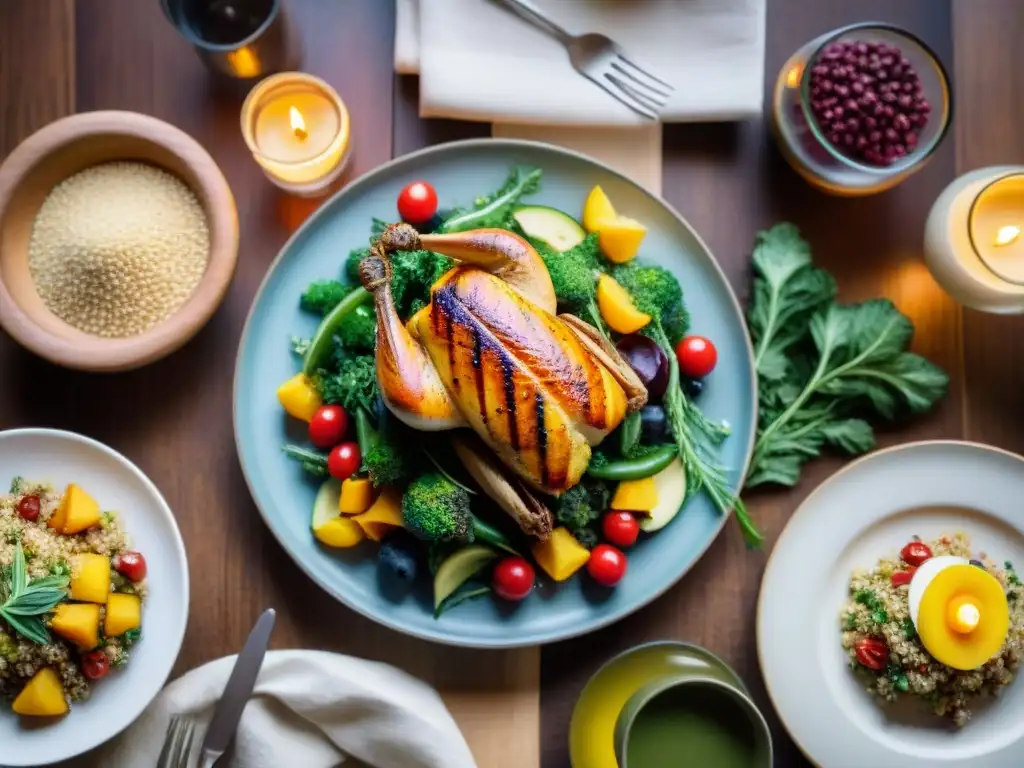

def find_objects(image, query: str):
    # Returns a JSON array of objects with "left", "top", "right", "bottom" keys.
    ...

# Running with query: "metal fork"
[
  {"left": 488, "top": 0, "right": 675, "bottom": 120},
  {"left": 156, "top": 714, "right": 197, "bottom": 768}
]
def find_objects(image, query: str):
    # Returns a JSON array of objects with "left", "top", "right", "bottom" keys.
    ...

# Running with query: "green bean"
[
  {"left": 302, "top": 287, "right": 372, "bottom": 375},
  {"left": 586, "top": 444, "right": 678, "bottom": 481}
]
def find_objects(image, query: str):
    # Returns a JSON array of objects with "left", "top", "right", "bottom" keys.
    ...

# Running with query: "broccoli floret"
[
  {"left": 363, "top": 441, "right": 412, "bottom": 487},
  {"left": 554, "top": 478, "right": 611, "bottom": 536},
  {"left": 574, "top": 528, "right": 599, "bottom": 549},
  {"left": 402, "top": 473, "right": 473, "bottom": 543},
  {"left": 336, "top": 304, "right": 376, "bottom": 352},
  {"left": 661, "top": 301, "right": 691, "bottom": 345},
  {"left": 611, "top": 263, "right": 688, "bottom": 327},
  {"left": 588, "top": 451, "right": 610, "bottom": 471},
  {"left": 314, "top": 355, "right": 378, "bottom": 414},
  {"left": 345, "top": 248, "right": 367, "bottom": 285},
  {"left": 301, "top": 279, "right": 349, "bottom": 315},
  {"left": 534, "top": 233, "right": 609, "bottom": 335}
]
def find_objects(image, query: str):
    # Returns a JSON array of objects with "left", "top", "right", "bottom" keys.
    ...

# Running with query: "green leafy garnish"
[
  {"left": 314, "top": 354, "right": 379, "bottom": 414},
  {"left": 886, "top": 663, "right": 910, "bottom": 692},
  {"left": 434, "top": 585, "right": 492, "bottom": 618},
  {"left": 123, "top": 628, "right": 141, "bottom": 646},
  {"left": 9, "top": 476, "right": 25, "bottom": 495},
  {"left": 854, "top": 588, "right": 889, "bottom": 625},
  {"left": 0, "top": 544, "right": 68, "bottom": 644},
  {"left": 438, "top": 167, "right": 542, "bottom": 233},
  {"left": 745, "top": 224, "right": 949, "bottom": 489},
  {"left": 901, "top": 617, "right": 916, "bottom": 639}
]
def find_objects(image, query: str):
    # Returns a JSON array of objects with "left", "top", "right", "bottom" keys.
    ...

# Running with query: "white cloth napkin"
[
  {"left": 396, "top": 0, "right": 766, "bottom": 126},
  {"left": 94, "top": 651, "right": 478, "bottom": 768}
]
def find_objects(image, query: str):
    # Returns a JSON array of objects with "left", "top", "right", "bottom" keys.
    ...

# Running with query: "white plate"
[
  {"left": 0, "top": 429, "right": 189, "bottom": 766},
  {"left": 758, "top": 441, "right": 1024, "bottom": 768}
]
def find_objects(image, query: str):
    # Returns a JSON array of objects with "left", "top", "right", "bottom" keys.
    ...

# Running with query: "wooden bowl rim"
[{"left": 0, "top": 110, "right": 239, "bottom": 372}]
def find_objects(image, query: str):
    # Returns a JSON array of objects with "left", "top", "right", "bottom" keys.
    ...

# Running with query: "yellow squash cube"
[
  {"left": 277, "top": 373, "right": 323, "bottom": 422},
  {"left": 104, "top": 593, "right": 142, "bottom": 637},
  {"left": 50, "top": 603, "right": 101, "bottom": 650},
  {"left": 59, "top": 484, "right": 102, "bottom": 535},
  {"left": 353, "top": 486, "right": 403, "bottom": 542},
  {"left": 610, "top": 476, "right": 658, "bottom": 514},
  {"left": 339, "top": 477, "right": 375, "bottom": 515},
  {"left": 12, "top": 668, "right": 69, "bottom": 717},
  {"left": 531, "top": 527, "right": 591, "bottom": 582},
  {"left": 69, "top": 553, "right": 111, "bottom": 604}
]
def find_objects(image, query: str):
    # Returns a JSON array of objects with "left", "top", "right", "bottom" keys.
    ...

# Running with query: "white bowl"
[
  {"left": 758, "top": 441, "right": 1024, "bottom": 768},
  {"left": 0, "top": 428, "right": 189, "bottom": 766}
]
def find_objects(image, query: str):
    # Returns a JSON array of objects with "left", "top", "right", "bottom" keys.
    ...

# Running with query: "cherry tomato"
[
  {"left": 900, "top": 541, "right": 933, "bottom": 567},
  {"left": 81, "top": 650, "right": 110, "bottom": 680},
  {"left": 853, "top": 637, "right": 888, "bottom": 671},
  {"left": 397, "top": 181, "right": 439, "bottom": 224},
  {"left": 601, "top": 512, "right": 639, "bottom": 549},
  {"left": 328, "top": 442, "right": 361, "bottom": 480},
  {"left": 675, "top": 336, "right": 718, "bottom": 379},
  {"left": 587, "top": 544, "right": 627, "bottom": 587},
  {"left": 890, "top": 567, "right": 917, "bottom": 587},
  {"left": 492, "top": 557, "right": 535, "bottom": 601},
  {"left": 309, "top": 405, "right": 348, "bottom": 449},
  {"left": 114, "top": 551, "right": 148, "bottom": 582},
  {"left": 16, "top": 495, "right": 41, "bottom": 522}
]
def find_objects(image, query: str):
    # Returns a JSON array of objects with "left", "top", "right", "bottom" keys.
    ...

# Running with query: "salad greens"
[
  {"left": 744, "top": 224, "right": 949, "bottom": 490},
  {"left": 437, "top": 167, "right": 542, "bottom": 233},
  {"left": 0, "top": 544, "right": 69, "bottom": 644}
]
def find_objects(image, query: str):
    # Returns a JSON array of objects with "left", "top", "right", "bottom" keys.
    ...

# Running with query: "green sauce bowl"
[{"left": 614, "top": 676, "right": 773, "bottom": 768}]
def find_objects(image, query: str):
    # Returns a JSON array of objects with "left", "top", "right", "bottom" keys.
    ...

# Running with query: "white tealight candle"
[
  {"left": 924, "top": 166, "right": 1024, "bottom": 312},
  {"left": 241, "top": 72, "right": 351, "bottom": 197}
]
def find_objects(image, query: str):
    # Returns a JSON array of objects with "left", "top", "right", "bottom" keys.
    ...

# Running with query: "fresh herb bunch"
[
  {"left": 745, "top": 224, "right": 949, "bottom": 489},
  {"left": 314, "top": 354, "right": 378, "bottom": 414},
  {"left": 337, "top": 305, "right": 377, "bottom": 352},
  {"left": 0, "top": 544, "right": 69, "bottom": 644},
  {"left": 438, "top": 167, "right": 542, "bottom": 233}
]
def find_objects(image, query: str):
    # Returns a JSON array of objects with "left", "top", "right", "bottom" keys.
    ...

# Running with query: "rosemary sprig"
[{"left": 0, "top": 544, "right": 69, "bottom": 644}]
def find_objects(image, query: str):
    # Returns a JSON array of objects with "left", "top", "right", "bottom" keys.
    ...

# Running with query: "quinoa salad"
[
  {"left": 841, "top": 533, "right": 1023, "bottom": 727},
  {"left": 1, "top": 477, "right": 148, "bottom": 719}
]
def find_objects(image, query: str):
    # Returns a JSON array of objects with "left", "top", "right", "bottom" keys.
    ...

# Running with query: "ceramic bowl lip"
[
  {"left": 232, "top": 137, "right": 758, "bottom": 649},
  {"left": 756, "top": 440, "right": 1024, "bottom": 768},
  {"left": 0, "top": 110, "right": 239, "bottom": 372},
  {"left": 616, "top": 674, "right": 774, "bottom": 767}
]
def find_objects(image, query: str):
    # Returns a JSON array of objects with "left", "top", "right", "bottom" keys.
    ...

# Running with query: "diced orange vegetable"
[
  {"left": 12, "top": 668, "right": 68, "bottom": 717},
  {"left": 69, "top": 553, "right": 111, "bottom": 604},
  {"left": 339, "top": 477, "right": 375, "bottom": 516},
  {"left": 59, "top": 484, "right": 102, "bottom": 535},
  {"left": 582, "top": 185, "right": 647, "bottom": 263},
  {"left": 596, "top": 274, "right": 651, "bottom": 334},
  {"left": 610, "top": 476, "right": 658, "bottom": 514},
  {"left": 531, "top": 527, "right": 591, "bottom": 582},
  {"left": 50, "top": 603, "right": 101, "bottom": 650},
  {"left": 104, "top": 593, "right": 142, "bottom": 637},
  {"left": 353, "top": 486, "right": 403, "bottom": 542},
  {"left": 277, "top": 373, "right": 323, "bottom": 422}
]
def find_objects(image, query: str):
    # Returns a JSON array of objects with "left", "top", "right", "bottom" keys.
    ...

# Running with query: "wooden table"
[{"left": 1, "top": 1, "right": 1022, "bottom": 766}]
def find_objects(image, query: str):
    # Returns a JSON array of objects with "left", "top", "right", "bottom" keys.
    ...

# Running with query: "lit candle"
[
  {"left": 241, "top": 72, "right": 351, "bottom": 197},
  {"left": 923, "top": 166, "right": 1024, "bottom": 312}
]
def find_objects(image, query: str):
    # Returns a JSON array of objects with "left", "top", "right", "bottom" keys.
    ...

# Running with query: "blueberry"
[
  {"left": 378, "top": 531, "right": 420, "bottom": 584},
  {"left": 682, "top": 377, "right": 704, "bottom": 399},
  {"left": 970, "top": 559, "right": 986, "bottom": 570}
]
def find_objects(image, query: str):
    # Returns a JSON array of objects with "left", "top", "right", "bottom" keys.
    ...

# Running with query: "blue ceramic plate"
[{"left": 233, "top": 139, "right": 755, "bottom": 648}]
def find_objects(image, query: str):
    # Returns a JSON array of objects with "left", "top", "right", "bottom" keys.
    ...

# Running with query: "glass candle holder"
[
  {"left": 161, "top": 0, "right": 301, "bottom": 79},
  {"left": 241, "top": 72, "right": 352, "bottom": 197},
  {"left": 924, "top": 166, "right": 1024, "bottom": 313},
  {"left": 772, "top": 23, "right": 952, "bottom": 196}
]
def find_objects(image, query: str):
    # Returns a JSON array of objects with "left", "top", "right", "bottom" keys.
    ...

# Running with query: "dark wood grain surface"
[{"left": 1, "top": 1, "right": 1022, "bottom": 766}]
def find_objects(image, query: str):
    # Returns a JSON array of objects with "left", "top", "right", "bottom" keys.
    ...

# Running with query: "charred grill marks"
[{"left": 535, "top": 391, "right": 547, "bottom": 487}]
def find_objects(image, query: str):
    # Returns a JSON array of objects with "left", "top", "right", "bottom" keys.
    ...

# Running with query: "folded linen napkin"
[
  {"left": 94, "top": 650, "right": 478, "bottom": 768},
  {"left": 397, "top": 0, "right": 766, "bottom": 126}
]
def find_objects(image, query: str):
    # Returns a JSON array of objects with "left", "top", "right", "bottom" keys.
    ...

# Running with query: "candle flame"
[
  {"left": 994, "top": 225, "right": 1021, "bottom": 247},
  {"left": 290, "top": 107, "right": 308, "bottom": 141}
]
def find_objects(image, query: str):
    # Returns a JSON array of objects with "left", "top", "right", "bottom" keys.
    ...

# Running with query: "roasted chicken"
[{"left": 360, "top": 223, "right": 647, "bottom": 538}]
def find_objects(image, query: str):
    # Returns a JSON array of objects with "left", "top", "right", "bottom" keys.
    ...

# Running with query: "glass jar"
[{"left": 771, "top": 23, "right": 952, "bottom": 196}]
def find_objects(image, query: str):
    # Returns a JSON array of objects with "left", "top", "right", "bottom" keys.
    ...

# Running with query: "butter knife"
[{"left": 198, "top": 608, "right": 276, "bottom": 768}]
